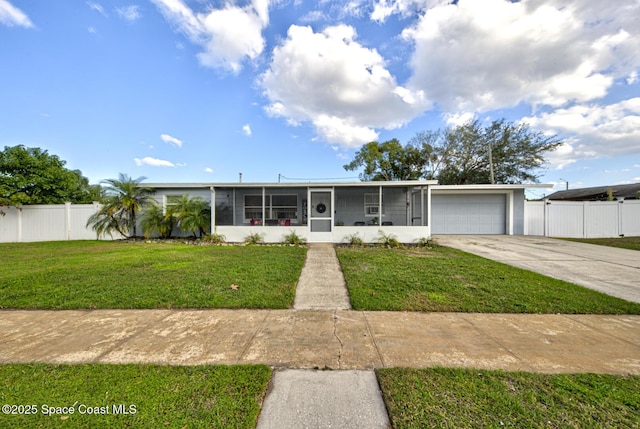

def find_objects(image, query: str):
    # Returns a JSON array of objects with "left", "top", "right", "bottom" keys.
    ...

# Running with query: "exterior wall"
[
  {"left": 216, "top": 225, "right": 430, "bottom": 244},
  {"left": 525, "top": 199, "right": 640, "bottom": 238},
  {"left": 150, "top": 188, "right": 213, "bottom": 237}
]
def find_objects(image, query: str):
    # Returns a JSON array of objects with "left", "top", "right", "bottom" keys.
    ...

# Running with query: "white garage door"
[{"left": 432, "top": 194, "right": 506, "bottom": 234}]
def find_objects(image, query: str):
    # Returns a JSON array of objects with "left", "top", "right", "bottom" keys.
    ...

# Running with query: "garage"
[{"left": 431, "top": 193, "right": 507, "bottom": 234}]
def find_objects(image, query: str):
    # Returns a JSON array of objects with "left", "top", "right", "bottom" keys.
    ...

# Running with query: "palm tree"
[
  {"left": 140, "top": 201, "right": 174, "bottom": 238},
  {"left": 86, "top": 174, "right": 154, "bottom": 238},
  {"left": 172, "top": 195, "right": 211, "bottom": 238}
]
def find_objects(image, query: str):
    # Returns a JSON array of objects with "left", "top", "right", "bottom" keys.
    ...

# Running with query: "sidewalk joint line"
[
  {"left": 237, "top": 310, "right": 271, "bottom": 364},
  {"left": 332, "top": 310, "right": 344, "bottom": 369},
  {"left": 363, "top": 312, "right": 385, "bottom": 368}
]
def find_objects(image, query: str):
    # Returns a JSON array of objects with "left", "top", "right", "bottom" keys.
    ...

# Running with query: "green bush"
[
  {"left": 282, "top": 230, "right": 307, "bottom": 246},
  {"left": 199, "top": 231, "right": 226, "bottom": 245},
  {"left": 343, "top": 233, "right": 364, "bottom": 247},
  {"left": 376, "top": 230, "right": 400, "bottom": 248},
  {"left": 244, "top": 232, "right": 264, "bottom": 245}
]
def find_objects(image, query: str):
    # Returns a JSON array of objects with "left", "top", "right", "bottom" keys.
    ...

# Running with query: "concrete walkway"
[
  {"left": 293, "top": 243, "right": 351, "bottom": 310},
  {"left": 435, "top": 235, "right": 640, "bottom": 304}
]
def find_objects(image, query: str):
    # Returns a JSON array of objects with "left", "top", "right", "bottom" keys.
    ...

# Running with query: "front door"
[{"left": 309, "top": 189, "right": 333, "bottom": 242}]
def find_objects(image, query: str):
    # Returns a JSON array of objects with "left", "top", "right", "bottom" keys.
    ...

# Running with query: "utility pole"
[{"left": 488, "top": 142, "right": 495, "bottom": 184}]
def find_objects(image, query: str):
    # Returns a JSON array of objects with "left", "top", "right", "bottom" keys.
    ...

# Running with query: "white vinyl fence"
[
  {"left": 0, "top": 203, "right": 117, "bottom": 243},
  {"left": 525, "top": 200, "right": 640, "bottom": 238}
]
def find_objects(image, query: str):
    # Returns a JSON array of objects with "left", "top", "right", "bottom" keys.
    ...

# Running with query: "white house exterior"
[{"left": 145, "top": 181, "right": 551, "bottom": 243}]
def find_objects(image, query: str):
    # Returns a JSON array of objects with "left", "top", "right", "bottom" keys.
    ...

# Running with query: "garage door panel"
[{"left": 432, "top": 194, "right": 506, "bottom": 234}]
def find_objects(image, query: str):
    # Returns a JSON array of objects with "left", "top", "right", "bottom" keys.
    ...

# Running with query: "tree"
[
  {"left": 86, "top": 174, "right": 154, "bottom": 238},
  {"left": 434, "top": 119, "right": 562, "bottom": 185},
  {"left": 140, "top": 201, "right": 174, "bottom": 239},
  {"left": 343, "top": 139, "right": 428, "bottom": 181},
  {"left": 344, "top": 119, "right": 562, "bottom": 185},
  {"left": 0, "top": 145, "right": 101, "bottom": 206},
  {"left": 172, "top": 195, "right": 211, "bottom": 238}
]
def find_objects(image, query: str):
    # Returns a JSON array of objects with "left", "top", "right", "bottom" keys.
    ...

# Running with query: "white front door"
[{"left": 308, "top": 189, "right": 333, "bottom": 242}]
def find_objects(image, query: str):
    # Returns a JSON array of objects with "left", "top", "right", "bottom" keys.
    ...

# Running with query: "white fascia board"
[
  {"left": 431, "top": 184, "right": 553, "bottom": 192},
  {"left": 144, "top": 180, "right": 438, "bottom": 189}
]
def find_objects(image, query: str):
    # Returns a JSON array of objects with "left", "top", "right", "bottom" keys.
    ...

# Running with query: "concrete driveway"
[{"left": 434, "top": 235, "right": 640, "bottom": 304}]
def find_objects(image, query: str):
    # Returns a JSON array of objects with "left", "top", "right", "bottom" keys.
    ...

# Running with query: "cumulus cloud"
[
  {"left": 242, "top": 124, "right": 252, "bottom": 136},
  {"left": 261, "top": 24, "right": 426, "bottom": 147},
  {"left": 0, "top": 0, "right": 34, "bottom": 28},
  {"left": 134, "top": 157, "right": 175, "bottom": 167},
  {"left": 402, "top": 0, "right": 640, "bottom": 113},
  {"left": 150, "top": 0, "right": 270, "bottom": 73},
  {"left": 204, "top": 167, "right": 214, "bottom": 173},
  {"left": 524, "top": 98, "right": 640, "bottom": 160},
  {"left": 116, "top": 5, "right": 141, "bottom": 22},
  {"left": 160, "top": 133, "right": 183, "bottom": 148}
]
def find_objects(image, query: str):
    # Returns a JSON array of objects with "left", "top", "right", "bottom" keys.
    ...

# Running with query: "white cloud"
[
  {"left": 371, "top": 0, "right": 446, "bottom": 22},
  {"left": 627, "top": 71, "right": 639, "bottom": 85},
  {"left": 402, "top": 0, "right": 640, "bottom": 113},
  {"left": 261, "top": 24, "right": 426, "bottom": 147},
  {"left": 160, "top": 133, "right": 183, "bottom": 148},
  {"left": 242, "top": 124, "right": 252, "bottom": 136},
  {"left": 204, "top": 167, "right": 214, "bottom": 173},
  {"left": 0, "top": 0, "right": 34, "bottom": 28},
  {"left": 87, "top": 26, "right": 97, "bottom": 34},
  {"left": 87, "top": 2, "right": 108, "bottom": 17},
  {"left": 150, "top": 0, "right": 271, "bottom": 73},
  {"left": 116, "top": 5, "right": 141, "bottom": 22},
  {"left": 134, "top": 157, "right": 175, "bottom": 167},
  {"left": 525, "top": 98, "right": 640, "bottom": 160}
]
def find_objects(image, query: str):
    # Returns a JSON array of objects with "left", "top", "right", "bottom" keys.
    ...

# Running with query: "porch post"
[
  {"left": 379, "top": 185, "right": 383, "bottom": 224},
  {"left": 210, "top": 187, "right": 216, "bottom": 232},
  {"left": 420, "top": 188, "right": 425, "bottom": 226},
  {"left": 262, "top": 187, "right": 266, "bottom": 227},
  {"left": 426, "top": 185, "right": 432, "bottom": 227}
]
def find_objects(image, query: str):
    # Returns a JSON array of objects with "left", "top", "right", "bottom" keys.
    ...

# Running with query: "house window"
[
  {"left": 164, "top": 195, "right": 182, "bottom": 214},
  {"left": 364, "top": 193, "right": 384, "bottom": 217},
  {"left": 244, "top": 194, "right": 297, "bottom": 222}
]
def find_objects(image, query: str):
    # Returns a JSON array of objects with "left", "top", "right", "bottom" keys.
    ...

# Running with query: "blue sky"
[{"left": 2, "top": 0, "right": 640, "bottom": 199}]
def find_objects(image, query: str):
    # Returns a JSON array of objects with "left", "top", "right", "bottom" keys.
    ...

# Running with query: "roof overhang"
[
  {"left": 432, "top": 184, "right": 553, "bottom": 192},
  {"left": 144, "top": 180, "right": 439, "bottom": 189}
]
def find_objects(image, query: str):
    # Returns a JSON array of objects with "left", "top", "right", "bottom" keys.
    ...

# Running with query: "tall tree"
[
  {"left": 343, "top": 139, "right": 428, "bottom": 181},
  {"left": 344, "top": 120, "right": 562, "bottom": 185},
  {"left": 0, "top": 145, "right": 101, "bottom": 206},
  {"left": 86, "top": 174, "right": 154, "bottom": 238}
]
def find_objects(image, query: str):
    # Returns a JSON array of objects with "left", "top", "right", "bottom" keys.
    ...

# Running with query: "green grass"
[
  {"left": 377, "top": 367, "right": 640, "bottom": 429},
  {"left": 0, "top": 241, "right": 306, "bottom": 310},
  {"left": 0, "top": 363, "right": 271, "bottom": 428},
  {"left": 336, "top": 247, "right": 640, "bottom": 314},
  {"left": 562, "top": 236, "right": 640, "bottom": 251}
]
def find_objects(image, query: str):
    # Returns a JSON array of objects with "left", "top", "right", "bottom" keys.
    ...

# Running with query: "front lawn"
[
  {"left": 562, "top": 236, "right": 640, "bottom": 251},
  {"left": 0, "top": 241, "right": 306, "bottom": 309},
  {"left": 377, "top": 367, "right": 640, "bottom": 429},
  {"left": 336, "top": 247, "right": 640, "bottom": 314},
  {"left": 0, "top": 363, "right": 271, "bottom": 428}
]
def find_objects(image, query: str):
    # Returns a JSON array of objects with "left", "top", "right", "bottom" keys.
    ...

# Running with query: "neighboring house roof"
[{"left": 546, "top": 183, "right": 640, "bottom": 201}]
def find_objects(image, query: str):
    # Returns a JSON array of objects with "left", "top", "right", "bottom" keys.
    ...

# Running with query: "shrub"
[
  {"left": 282, "top": 230, "right": 307, "bottom": 246},
  {"left": 244, "top": 232, "right": 264, "bottom": 245},
  {"left": 343, "top": 233, "right": 364, "bottom": 247},
  {"left": 199, "top": 231, "right": 226, "bottom": 245},
  {"left": 414, "top": 236, "right": 438, "bottom": 248},
  {"left": 376, "top": 230, "right": 400, "bottom": 248}
]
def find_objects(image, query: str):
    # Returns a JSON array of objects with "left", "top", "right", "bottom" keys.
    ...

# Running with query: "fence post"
[
  {"left": 543, "top": 199, "right": 549, "bottom": 237},
  {"left": 65, "top": 202, "right": 72, "bottom": 241}
]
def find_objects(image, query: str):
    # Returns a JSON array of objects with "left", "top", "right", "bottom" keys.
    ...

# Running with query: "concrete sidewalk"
[{"left": 1, "top": 309, "right": 639, "bottom": 374}]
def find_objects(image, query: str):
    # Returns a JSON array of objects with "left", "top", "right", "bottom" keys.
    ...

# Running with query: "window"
[
  {"left": 364, "top": 193, "right": 384, "bottom": 217},
  {"left": 164, "top": 195, "right": 182, "bottom": 214},
  {"left": 244, "top": 194, "right": 297, "bottom": 222}
]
